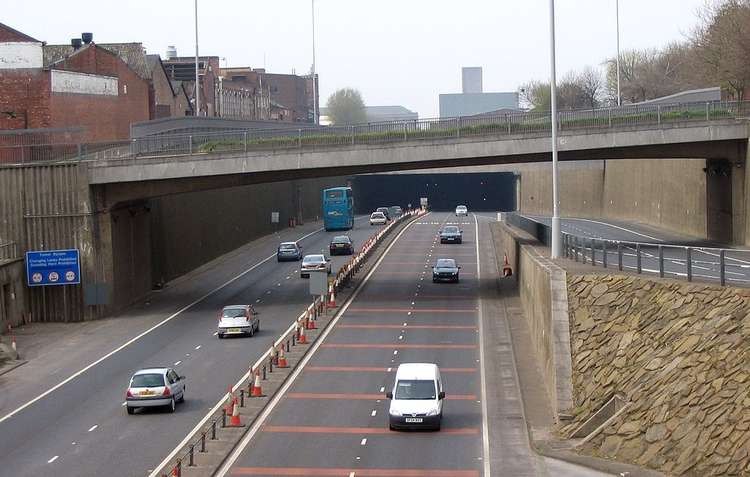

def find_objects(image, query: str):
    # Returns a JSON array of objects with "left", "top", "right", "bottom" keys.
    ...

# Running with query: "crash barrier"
[
  {"left": 503, "top": 212, "right": 750, "bottom": 287},
  {"left": 159, "top": 209, "right": 425, "bottom": 477}
]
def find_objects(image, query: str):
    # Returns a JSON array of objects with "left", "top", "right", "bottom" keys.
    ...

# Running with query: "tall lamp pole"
[
  {"left": 549, "top": 0, "right": 561, "bottom": 258},
  {"left": 194, "top": 0, "right": 201, "bottom": 116},
  {"left": 616, "top": 0, "right": 621, "bottom": 106},
  {"left": 311, "top": 0, "right": 318, "bottom": 124}
]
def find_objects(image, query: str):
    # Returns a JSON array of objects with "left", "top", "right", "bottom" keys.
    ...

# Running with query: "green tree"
[{"left": 326, "top": 88, "right": 366, "bottom": 125}]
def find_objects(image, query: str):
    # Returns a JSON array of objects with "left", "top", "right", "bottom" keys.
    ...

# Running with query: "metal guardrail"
[
  {"left": 503, "top": 212, "right": 750, "bottom": 287},
  {"left": 0, "top": 242, "right": 19, "bottom": 261},
  {"left": 2, "top": 100, "right": 749, "bottom": 165}
]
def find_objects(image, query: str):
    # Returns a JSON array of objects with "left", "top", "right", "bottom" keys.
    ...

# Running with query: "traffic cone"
[
  {"left": 278, "top": 345, "right": 289, "bottom": 368},
  {"left": 502, "top": 253, "right": 513, "bottom": 278},
  {"left": 228, "top": 398, "right": 245, "bottom": 427},
  {"left": 307, "top": 309, "right": 317, "bottom": 329},
  {"left": 298, "top": 324, "right": 308, "bottom": 344},
  {"left": 224, "top": 385, "right": 235, "bottom": 414},
  {"left": 250, "top": 370, "right": 264, "bottom": 397},
  {"left": 327, "top": 285, "right": 337, "bottom": 309},
  {"left": 11, "top": 336, "right": 17, "bottom": 355}
]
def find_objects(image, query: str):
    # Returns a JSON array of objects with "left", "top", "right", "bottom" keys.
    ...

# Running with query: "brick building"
[
  {"left": 146, "top": 55, "right": 193, "bottom": 118},
  {"left": 0, "top": 24, "right": 150, "bottom": 142},
  {"left": 256, "top": 70, "right": 318, "bottom": 123},
  {"left": 162, "top": 54, "right": 220, "bottom": 117},
  {"left": 217, "top": 67, "right": 270, "bottom": 120}
]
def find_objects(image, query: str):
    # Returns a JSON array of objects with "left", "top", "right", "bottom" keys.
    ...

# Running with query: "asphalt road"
[
  {"left": 520, "top": 214, "right": 750, "bottom": 286},
  {"left": 0, "top": 216, "right": 385, "bottom": 477},
  {"left": 217, "top": 213, "right": 610, "bottom": 477}
]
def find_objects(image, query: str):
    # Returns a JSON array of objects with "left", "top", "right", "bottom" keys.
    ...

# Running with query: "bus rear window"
[{"left": 325, "top": 190, "right": 344, "bottom": 200}]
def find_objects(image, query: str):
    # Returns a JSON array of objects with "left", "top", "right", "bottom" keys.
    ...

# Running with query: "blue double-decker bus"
[{"left": 323, "top": 187, "right": 354, "bottom": 231}]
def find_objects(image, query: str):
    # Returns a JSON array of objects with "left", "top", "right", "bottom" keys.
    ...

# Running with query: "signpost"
[
  {"left": 308, "top": 270, "right": 328, "bottom": 297},
  {"left": 26, "top": 249, "right": 81, "bottom": 287}
]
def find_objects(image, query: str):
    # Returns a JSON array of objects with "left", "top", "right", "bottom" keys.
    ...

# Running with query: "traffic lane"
[
  {"left": 521, "top": 214, "right": 670, "bottom": 243},
  {"left": 0, "top": 220, "right": 382, "bottom": 476}
]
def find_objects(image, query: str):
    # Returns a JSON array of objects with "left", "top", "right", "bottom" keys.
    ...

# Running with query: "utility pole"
[
  {"left": 311, "top": 0, "right": 318, "bottom": 124},
  {"left": 616, "top": 0, "right": 621, "bottom": 106},
  {"left": 194, "top": 0, "right": 201, "bottom": 116},
  {"left": 549, "top": 0, "right": 561, "bottom": 258}
]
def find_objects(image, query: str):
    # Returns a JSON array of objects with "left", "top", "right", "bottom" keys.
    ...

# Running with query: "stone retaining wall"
[{"left": 563, "top": 274, "right": 750, "bottom": 476}]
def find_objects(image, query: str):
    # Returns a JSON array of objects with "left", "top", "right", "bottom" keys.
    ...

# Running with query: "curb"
[{"left": 0, "top": 359, "right": 27, "bottom": 378}]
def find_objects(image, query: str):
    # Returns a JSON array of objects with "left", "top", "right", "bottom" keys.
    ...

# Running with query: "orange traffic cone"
[
  {"left": 327, "top": 285, "right": 337, "bottom": 309},
  {"left": 227, "top": 398, "right": 245, "bottom": 427},
  {"left": 502, "top": 253, "right": 513, "bottom": 278},
  {"left": 250, "top": 370, "right": 264, "bottom": 397},
  {"left": 307, "top": 310, "right": 317, "bottom": 329},
  {"left": 298, "top": 324, "right": 308, "bottom": 344},
  {"left": 278, "top": 345, "right": 289, "bottom": 368},
  {"left": 224, "top": 385, "right": 235, "bottom": 414}
]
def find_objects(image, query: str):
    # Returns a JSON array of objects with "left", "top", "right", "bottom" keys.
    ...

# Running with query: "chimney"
[
  {"left": 166, "top": 46, "right": 177, "bottom": 59},
  {"left": 81, "top": 32, "right": 93, "bottom": 44},
  {"left": 71, "top": 38, "right": 82, "bottom": 49}
]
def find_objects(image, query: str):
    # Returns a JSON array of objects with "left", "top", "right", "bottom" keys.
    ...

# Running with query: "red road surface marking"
[
  {"left": 287, "top": 392, "right": 478, "bottom": 400},
  {"left": 337, "top": 324, "right": 477, "bottom": 330},
  {"left": 262, "top": 425, "right": 479, "bottom": 435},
  {"left": 347, "top": 308, "right": 478, "bottom": 313},
  {"left": 233, "top": 467, "right": 480, "bottom": 476},
  {"left": 305, "top": 366, "right": 477, "bottom": 373},
  {"left": 322, "top": 344, "right": 477, "bottom": 349}
]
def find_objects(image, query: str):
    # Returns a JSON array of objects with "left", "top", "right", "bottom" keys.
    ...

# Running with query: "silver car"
[
  {"left": 126, "top": 367, "right": 185, "bottom": 414},
  {"left": 300, "top": 254, "right": 332, "bottom": 278},
  {"left": 217, "top": 305, "right": 260, "bottom": 338}
]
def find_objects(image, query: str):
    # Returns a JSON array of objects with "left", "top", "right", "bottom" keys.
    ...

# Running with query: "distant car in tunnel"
[
  {"left": 439, "top": 226, "right": 463, "bottom": 244},
  {"left": 370, "top": 212, "right": 387, "bottom": 226},
  {"left": 389, "top": 206, "right": 402, "bottom": 219},
  {"left": 329, "top": 235, "right": 354, "bottom": 255},
  {"left": 217, "top": 304, "right": 260, "bottom": 338},
  {"left": 376, "top": 207, "right": 391, "bottom": 220},
  {"left": 277, "top": 242, "right": 303, "bottom": 262},
  {"left": 455, "top": 205, "right": 468, "bottom": 216},
  {"left": 432, "top": 258, "right": 460, "bottom": 283},
  {"left": 300, "top": 254, "right": 332, "bottom": 278}
]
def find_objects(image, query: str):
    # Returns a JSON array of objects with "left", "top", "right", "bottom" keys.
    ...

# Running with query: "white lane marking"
[
  {"left": 72, "top": 442, "right": 76, "bottom": 445},
  {"left": 379, "top": 386, "right": 385, "bottom": 392},
  {"left": 185, "top": 353, "right": 190, "bottom": 357},
  {"left": 277, "top": 283, "right": 281, "bottom": 287},
  {"left": 286, "top": 276, "right": 291, "bottom": 280},
  {"left": 213, "top": 331, "right": 218, "bottom": 336},
  {"left": 474, "top": 214, "right": 492, "bottom": 477},
  {"left": 48, "top": 456, "right": 59, "bottom": 464},
  {"left": 349, "top": 472, "right": 356, "bottom": 477},
  {"left": 88, "top": 425, "right": 97, "bottom": 432},
  {"left": 210, "top": 214, "right": 428, "bottom": 477},
  {"left": 371, "top": 410, "right": 377, "bottom": 417},
  {"left": 398, "top": 335, "right": 403, "bottom": 340},
  {"left": 195, "top": 345, "right": 201, "bottom": 350},
  {"left": 522, "top": 214, "right": 663, "bottom": 241},
  {"left": 393, "top": 350, "right": 398, "bottom": 355},
  {"left": 255, "top": 299, "right": 261, "bottom": 303},
  {"left": 0, "top": 226, "right": 328, "bottom": 426},
  {"left": 122, "top": 402, "right": 127, "bottom": 406},
  {"left": 174, "top": 361, "right": 182, "bottom": 366},
  {"left": 360, "top": 438, "right": 367, "bottom": 446},
  {"left": 403, "top": 323, "right": 407, "bottom": 327},
  {"left": 387, "top": 367, "right": 392, "bottom": 372},
  {"left": 407, "top": 312, "right": 412, "bottom": 316}
]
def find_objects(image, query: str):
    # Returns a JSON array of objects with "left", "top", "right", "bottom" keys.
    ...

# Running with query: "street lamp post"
[
  {"left": 549, "top": 0, "right": 561, "bottom": 259},
  {"left": 194, "top": 0, "right": 200, "bottom": 116},
  {"left": 311, "top": 0, "right": 318, "bottom": 124},
  {"left": 616, "top": 0, "right": 621, "bottom": 106}
]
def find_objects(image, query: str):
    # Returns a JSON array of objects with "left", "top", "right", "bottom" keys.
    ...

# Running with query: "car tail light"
[
  {"left": 126, "top": 388, "right": 134, "bottom": 398},
  {"left": 162, "top": 386, "right": 171, "bottom": 397}
]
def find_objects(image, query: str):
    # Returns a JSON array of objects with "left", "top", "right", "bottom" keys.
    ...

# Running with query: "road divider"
[{"left": 153, "top": 209, "right": 426, "bottom": 477}]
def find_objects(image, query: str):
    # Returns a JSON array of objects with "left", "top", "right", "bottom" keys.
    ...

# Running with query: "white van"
[{"left": 386, "top": 363, "right": 444, "bottom": 430}]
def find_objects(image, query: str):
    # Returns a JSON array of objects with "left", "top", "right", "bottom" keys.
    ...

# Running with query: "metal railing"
[
  {"left": 503, "top": 212, "right": 750, "bottom": 287},
  {"left": 0, "top": 241, "right": 19, "bottom": 261},
  {"left": 2, "top": 100, "right": 749, "bottom": 166}
]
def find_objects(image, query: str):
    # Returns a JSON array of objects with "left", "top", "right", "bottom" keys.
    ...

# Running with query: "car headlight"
[{"left": 426, "top": 408, "right": 439, "bottom": 416}]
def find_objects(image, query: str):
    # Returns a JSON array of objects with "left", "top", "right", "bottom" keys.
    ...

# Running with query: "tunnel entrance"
[
  {"left": 705, "top": 159, "right": 733, "bottom": 244},
  {"left": 352, "top": 172, "right": 517, "bottom": 213}
]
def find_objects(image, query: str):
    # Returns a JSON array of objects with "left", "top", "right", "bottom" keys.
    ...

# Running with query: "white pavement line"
[
  {"left": 393, "top": 350, "right": 398, "bottom": 355},
  {"left": 380, "top": 386, "right": 385, "bottom": 393},
  {"left": 195, "top": 345, "right": 201, "bottom": 350},
  {"left": 371, "top": 410, "right": 377, "bottom": 416},
  {"left": 349, "top": 472, "right": 356, "bottom": 477},
  {"left": 174, "top": 361, "right": 182, "bottom": 366},
  {"left": 88, "top": 425, "right": 97, "bottom": 432},
  {"left": 474, "top": 214, "right": 492, "bottom": 477},
  {"left": 214, "top": 214, "right": 425, "bottom": 477},
  {"left": 213, "top": 331, "right": 219, "bottom": 336},
  {"left": 360, "top": 438, "right": 367, "bottom": 446},
  {"left": 0, "top": 226, "right": 326, "bottom": 426},
  {"left": 522, "top": 214, "right": 663, "bottom": 242},
  {"left": 48, "top": 456, "right": 59, "bottom": 464},
  {"left": 121, "top": 402, "right": 127, "bottom": 406}
]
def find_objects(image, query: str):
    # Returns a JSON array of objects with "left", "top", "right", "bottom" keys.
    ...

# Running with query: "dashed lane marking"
[
  {"left": 232, "top": 468, "right": 479, "bottom": 476},
  {"left": 286, "top": 392, "right": 478, "bottom": 400},
  {"left": 88, "top": 425, "right": 97, "bottom": 432},
  {"left": 323, "top": 344, "right": 477, "bottom": 350},
  {"left": 47, "top": 456, "right": 59, "bottom": 464},
  {"left": 262, "top": 425, "right": 480, "bottom": 435}
]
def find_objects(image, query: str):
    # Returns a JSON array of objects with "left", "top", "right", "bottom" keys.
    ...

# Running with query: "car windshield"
[
  {"left": 303, "top": 255, "right": 324, "bottom": 264},
  {"left": 279, "top": 243, "right": 297, "bottom": 250},
  {"left": 131, "top": 373, "right": 165, "bottom": 387},
  {"left": 394, "top": 380, "right": 436, "bottom": 400},
  {"left": 371, "top": 213, "right": 384, "bottom": 218},
  {"left": 333, "top": 236, "right": 350, "bottom": 243},
  {"left": 444, "top": 226, "right": 459, "bottom": 233},
  {"left": 457, "top": 206, "right": 467, "bottom": 210},
  {"left": 377, "top": 208, "right": 388, "bottom": 213},
  {"left": 222, "top": 307, "right": 246, "bottom": 318},
  {"left": 436, "top": 259, "right": 456, "bottom": 268}
]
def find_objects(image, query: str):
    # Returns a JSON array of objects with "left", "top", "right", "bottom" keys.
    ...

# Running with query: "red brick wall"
[
  {"left": 48, "top": 46, "right": 150, "bottom": 142},
  {"left": 0, "top": 24, "right": 37, "bottom": 42},
  {"left": 0, "top": 69, "right": 51, "bottom": 130}
]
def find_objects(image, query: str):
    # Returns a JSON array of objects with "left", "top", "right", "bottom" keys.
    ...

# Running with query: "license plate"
[
  {"left": 228, "top": 328, "right": 242, "bottom": 333},
  {"left": 404, "top": 417, "right": 423, "bottom": 423},
  {"left": 139, "top": 390, "right": 155, "bottom": 396},
  {"left": 336, "top": 244, "right": 344, "bottom": 248}
]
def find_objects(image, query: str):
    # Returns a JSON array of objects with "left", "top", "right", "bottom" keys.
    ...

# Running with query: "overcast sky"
[{"left": 5, "top": 0, "right": 707, "bottom": 117}]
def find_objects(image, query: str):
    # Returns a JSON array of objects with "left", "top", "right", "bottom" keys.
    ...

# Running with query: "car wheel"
[
  {"left": 126, "top": 406, "right": 135, "bottom": 415},
  {"left": 167, "top": 398, "right": 176, "bottom": 413},
  {"left": 458, "top": 240, "right": 462, "bottom": 244},
  {"left": 433, "top": 278, "right": 438, "bottom": 283},
  {"left": 217, "top": 333, "right": 224, "bottom": 339},
  {"left": 177, "top": 392, "right": 185, "bottom": 403},
  {"left": 249, "top": 327, "right": 254, "bottom": 337}
]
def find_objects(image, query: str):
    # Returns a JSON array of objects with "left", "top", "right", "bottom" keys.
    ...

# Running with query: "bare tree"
[{"left": 578, "top": 66, "right": 604, "bottom": 109}]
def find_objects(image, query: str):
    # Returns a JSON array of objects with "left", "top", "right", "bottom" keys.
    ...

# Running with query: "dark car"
[
  {"left": 277, "top": 242, "right": 303, "bottom": 261},
  {"left": 432, "top": 258, "right": 460, "bottom": 283},
  {"left": 439, "top": 226, "right": 463, "bottom": 244},
  {"left": 329, "top": 235, "right": 354, "bottom": 255},
  {"left": 388, "top": 206, "right": 402, "bottom": 219},
  {"left": 376, "top": 207, "right": 391, "bottom": 220}
]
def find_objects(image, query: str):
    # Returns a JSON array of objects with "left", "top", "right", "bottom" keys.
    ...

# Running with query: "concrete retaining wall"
[
  {"left": 0, "top": 259, "right": 26, "bottom": 330},
  {"left": 490, "top": 222, "right": 573, "bottom": 419}
]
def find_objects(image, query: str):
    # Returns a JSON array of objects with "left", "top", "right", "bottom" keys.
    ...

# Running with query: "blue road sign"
[{"left": 26, "top": 249, "right": 81, "bottom": 287}]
